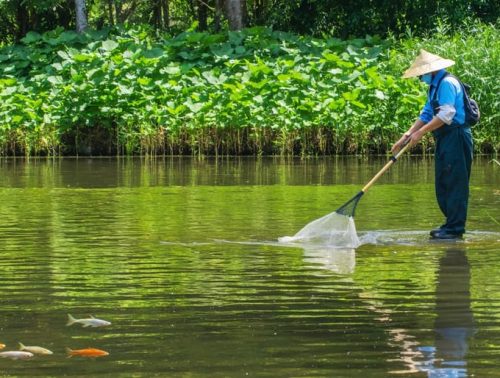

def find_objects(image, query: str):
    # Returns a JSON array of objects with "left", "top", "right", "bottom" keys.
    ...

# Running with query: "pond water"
[{"left": 0, "top": 156, "right": 499, "bottom": 377}]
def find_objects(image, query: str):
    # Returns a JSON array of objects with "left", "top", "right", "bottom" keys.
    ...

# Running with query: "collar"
[{"left": 431, "top": 69, "right": 447, "bottom": 87}]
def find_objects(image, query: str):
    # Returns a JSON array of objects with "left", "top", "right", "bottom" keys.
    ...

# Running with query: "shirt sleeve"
[
  {"left": 436, "top": 78, "right": 458, "bottom": 125},
  {"left": 436, "top": 104, "right": 457, "bottom": 125},
  {"left": 419, "top": 97, "right": 434, "bottom": 123},
  {"left": 419, "top": 77, "right": 459, "bottom": 124}
]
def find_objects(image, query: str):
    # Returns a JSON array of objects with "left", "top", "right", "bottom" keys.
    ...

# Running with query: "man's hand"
[
  {"left": 391, "top": 133, "right": 411, "bottom": 154},
  {"left": 408, "top": 129, "right": 424, "bottom": 147}
]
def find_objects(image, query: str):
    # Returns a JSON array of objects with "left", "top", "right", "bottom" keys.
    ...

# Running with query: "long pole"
[{"left": 361, "top": 142, "right": 411, "bottom": 193}]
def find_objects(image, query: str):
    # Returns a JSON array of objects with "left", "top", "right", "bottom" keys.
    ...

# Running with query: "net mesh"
[
  {"left": 278, "top": 211, "right": 361, "bottom": 248},
  {"left": 278, "top": 191, "right": 364, "bottom": 248},
  {"left": 335, "top": 191, "right": 364, "bottom": 217}
]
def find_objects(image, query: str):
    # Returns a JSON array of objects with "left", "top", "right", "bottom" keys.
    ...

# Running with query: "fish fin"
[
  {"left": 65, "top": 347, "right": 73, "bottom": 358},
  {"left": 18, "top": 342, "right": 25, "bottom": 350},
  {"left": 90, "top": 315, "right": 95, "bottom": 318},
  {"left": 82, "top": 323, "right": 91, "bottom": 327},
  {"left": 67, "top": 314, "right": 76, "bottom": 326}
]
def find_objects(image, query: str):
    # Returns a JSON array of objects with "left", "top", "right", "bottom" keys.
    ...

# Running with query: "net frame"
[{"left": 335, "top": 191, "right": 364, "bottom": 217}]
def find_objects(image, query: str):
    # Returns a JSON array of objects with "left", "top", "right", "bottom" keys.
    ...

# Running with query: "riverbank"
[{"left": 0, "top": 22, "right": 498, "bottom": 156}]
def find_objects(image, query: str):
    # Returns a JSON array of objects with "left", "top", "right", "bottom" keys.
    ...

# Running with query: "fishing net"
[
  {"left": 278, "top": 211, "right": 361, "bottom": 248},
  {"left": 279, "top": 191, "right": 363, "bottom": 248},
  {"left": 279, "top": 140, "right": 411, "bottom": 249},
  {"left": 335, "top": 191, "right": 363, "bottom": 217}
]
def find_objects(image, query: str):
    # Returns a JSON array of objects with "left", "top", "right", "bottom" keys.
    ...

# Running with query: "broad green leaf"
[
  {"left": 235, "top": 46, "right": 246, "bottom": 54},
  {"left": 47, "top": 76, "right": 63, "bottom": 85},
  {"left": 329, "top": 68, "right": 343, "bottom": 75},
  {"left": 118, "top": 85, "right": 133, "bottom": 95},
  {"left": 0, "top": 78, "right": 17, "bottom": 86},
  {"left": 0, "top": 87, "right": 17, "bottom": 96},
  {"left": 137, "top": 77, "right": 152, "bottom": 86},
  {"left": 22, "top": 32, "right": 42, "bottom": 44},
  {"left": 186, "top": 99, "right": 203, "bottom": 113},
  {"left": 57, "top": 50, "right": 71, "bottom": 61},
  {"left": 277, "top": 74, "right": 290, "bottom": 82},
  {"left": 73, "top": 53, "right": 93, "bottom": 62},
  {"left": 143, "top": 48, "right": 164, "bottom": 59},
  {"left": 374, "top": 90, "right": 386, "bottom": 100},
  {"left": 51, "top": 63, "right": 64, "bottom": 71},
  {"left": 350, "top": 100, "right": 366, "bottom": 109},
  {"left": 102, "top": 40, "right": 119, "bottom": 52},
  {"left": 162, "top": 65, "right": 180, "bottom": 75},
  {"left": 166, "top": 103, "right": 186, "bottom": 115}
]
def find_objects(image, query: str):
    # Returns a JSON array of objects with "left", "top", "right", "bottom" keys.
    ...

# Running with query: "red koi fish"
[{"left": 66, "top": 347, "right": 109, "bottom": 358}]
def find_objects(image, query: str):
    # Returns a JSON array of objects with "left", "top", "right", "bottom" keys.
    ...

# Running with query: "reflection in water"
[
  {"left": 418, "top": 248, "right": 475, "bottom": 377},
  {"left": 0, "top": 158, "right": 497, "bottom": 376},
  {"left": 302, "top": 247, "right": 356, "bottom": 274}
]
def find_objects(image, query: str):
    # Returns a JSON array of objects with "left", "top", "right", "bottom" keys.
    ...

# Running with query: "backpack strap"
[
  {"left": 430, "top": 72, "right": 450, "bottom": 116},
  {"left": 430, "top": 72, "right": 450, "bottom": 103}
]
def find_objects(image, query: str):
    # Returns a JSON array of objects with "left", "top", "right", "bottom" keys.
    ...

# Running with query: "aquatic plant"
[{"left": 0, "top": 23, "right": 497, "bottom": 156}]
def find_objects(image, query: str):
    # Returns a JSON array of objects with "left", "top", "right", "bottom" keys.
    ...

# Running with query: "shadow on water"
[
  {"left": 219, "top": 226, "right": 481, "bottom": 375},
  {"left": 414, "top": 247, "right": 474, "bottom": 377},
  {"left": 291, "top": 242, "right": 475, "bottom": 376}
]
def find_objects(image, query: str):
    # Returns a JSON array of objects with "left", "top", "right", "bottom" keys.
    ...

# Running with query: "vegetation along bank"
[{"left": 0, "top": 22, "right": 498, "bottom": 156}]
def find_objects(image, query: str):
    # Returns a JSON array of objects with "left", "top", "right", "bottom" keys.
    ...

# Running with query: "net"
[
  {"left": 278, "top": 141, "right": 410, "bottom": 249},
  {"left": 335, "top": 191, "right": 363, "bottom": 217},
  {"left": 278, "top": 211, "right": 361, "bottom": 248}
]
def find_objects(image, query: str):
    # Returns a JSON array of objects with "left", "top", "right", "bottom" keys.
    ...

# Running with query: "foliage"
[
  {"left": 1, "top": 0, "right": 499, "bottom": 44},
  {"left": 265, "top": 0, "right": 500, "bottom": 38},
  {"left": 0, "top": 22, "right": 498, "bottom": 156},
  {"left": 384, "top": 19, "right": 500, "bottom": 152}
]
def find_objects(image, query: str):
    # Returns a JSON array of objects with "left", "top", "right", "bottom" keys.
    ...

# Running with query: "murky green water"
[{"left": 0, "top": 156, "right": 499, "bottom": 377}]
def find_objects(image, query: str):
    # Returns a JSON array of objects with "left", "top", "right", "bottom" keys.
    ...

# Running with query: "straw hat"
[{"left": 402, "top": 49, "right": 455, "bottom": 78}]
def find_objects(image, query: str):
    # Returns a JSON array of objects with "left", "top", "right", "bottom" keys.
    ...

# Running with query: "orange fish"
[
  {"left": 0, "top": 343, "right": 5, "bottom": 350},
  {"left": 66, "top": 347, "right": 109, "bottom": 358}
]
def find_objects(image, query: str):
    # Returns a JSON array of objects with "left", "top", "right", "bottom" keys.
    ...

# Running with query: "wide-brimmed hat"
[{"left": 402, "top": 49, "right": 455, "bottom": 78}]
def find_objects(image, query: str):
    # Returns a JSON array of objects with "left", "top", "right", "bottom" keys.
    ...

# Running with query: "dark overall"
[{"left": 431, "top": 91, "right": 473, "bottom": 235}]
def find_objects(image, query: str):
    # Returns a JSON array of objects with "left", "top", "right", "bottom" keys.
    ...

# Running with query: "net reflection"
[
  {"left": 418, "top": 247, "right": 475, "bottom": 377},
  {"left": 302, "top": 247, "right": 355, "bottom": 274}
]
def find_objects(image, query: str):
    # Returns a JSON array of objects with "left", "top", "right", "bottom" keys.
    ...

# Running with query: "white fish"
[
  {"left": 0, "top": 351, "right": 34, "bottom": 360},
  {"left": 18, "top": 342, "right": 53, "bottom": 355},
  {"left": 66, "top": 314, "right": 111, "bottom": 328}
]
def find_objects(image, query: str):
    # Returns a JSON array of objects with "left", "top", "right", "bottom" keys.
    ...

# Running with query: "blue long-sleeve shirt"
[{"left": 419, "top": 69, "right": 466, "bottom": 125}]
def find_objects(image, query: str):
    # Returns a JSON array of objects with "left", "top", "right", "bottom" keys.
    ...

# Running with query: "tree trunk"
[
  {"left": 108, "top": 0, "right": 115, "bottom": 25},
  {"left": 225, "top": 0, "right": 247, "bottom": 30},
  {"left": 115, "top": 1, "right": 123, "bottom": 23},
  {"left": 152, "top": 1, "right": 161, "bottom": 29},
  {"left": 197, "top": 0, "right": 208, "bottom": 31},
  {"left": 74, "top": 0, "right": 88, "bottom": 33},
  {"left": 161, "top": 0, "right": 170, "bottom": 29},
  {"left": 15, "top": 2, "right": 29, "bottom": 41},
  {"left": 214, "top": 0, "right": 223, "bottom": 31},
  {"left": 253, "top": 0, "right": 266, "bottom": 24}
]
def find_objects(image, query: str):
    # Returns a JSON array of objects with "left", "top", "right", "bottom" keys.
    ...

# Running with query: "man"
[{"left": 392, "top": 49, "right": 473, "bottom": 240}]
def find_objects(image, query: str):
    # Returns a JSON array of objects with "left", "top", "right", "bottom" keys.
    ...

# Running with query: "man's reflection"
[{"left": 419, "top": 247, "right": 475, "bottom": 377}]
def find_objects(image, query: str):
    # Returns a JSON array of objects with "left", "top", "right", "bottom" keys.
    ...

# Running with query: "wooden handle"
[{"left": 361, "top": 142, "right": 411, "bottom": 193}]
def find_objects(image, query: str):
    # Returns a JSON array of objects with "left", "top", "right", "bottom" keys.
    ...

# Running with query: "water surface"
[{"left": 0, "top": 156, "right": 499, "bottom": 377}]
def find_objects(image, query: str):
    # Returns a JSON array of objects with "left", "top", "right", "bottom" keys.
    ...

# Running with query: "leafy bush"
[{"left": 0, "top": 23, "right": 497, "bottom": 156}]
